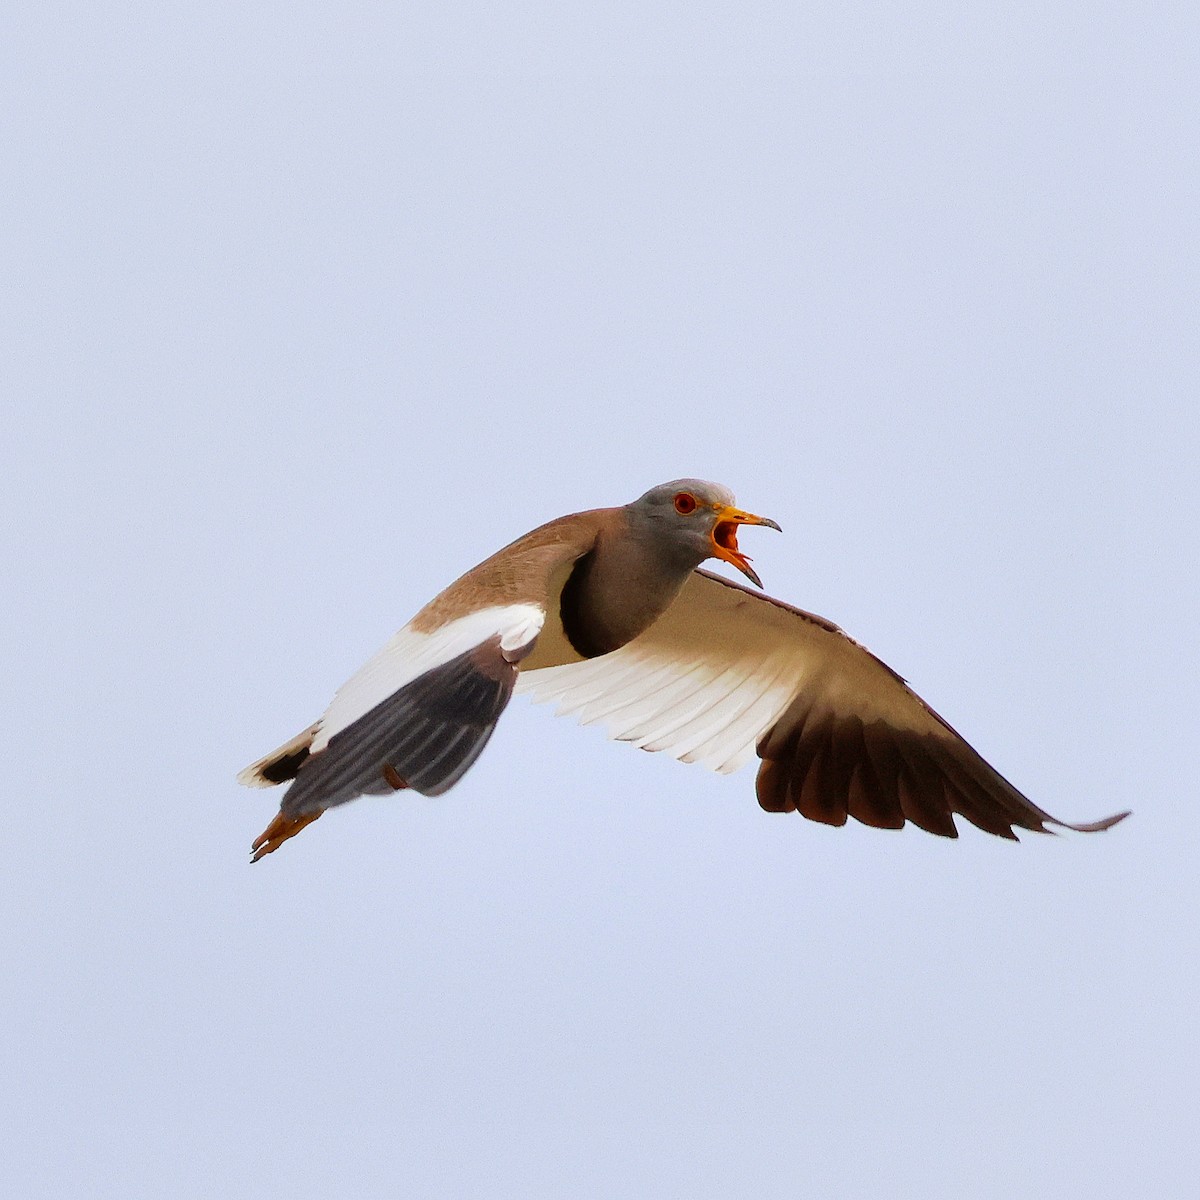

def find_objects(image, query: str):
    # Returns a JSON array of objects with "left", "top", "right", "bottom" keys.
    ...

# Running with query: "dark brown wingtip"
[
  {"left": 250, "top": 809, "right": 323, "bottom": 863},
  {"left": 1053, "top": 809, "right": 1132, "bottom": 834}
]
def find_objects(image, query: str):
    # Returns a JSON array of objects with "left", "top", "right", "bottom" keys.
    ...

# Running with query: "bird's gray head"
[{"left": 626, "top": 478, "right": 781, "bottom": 588}]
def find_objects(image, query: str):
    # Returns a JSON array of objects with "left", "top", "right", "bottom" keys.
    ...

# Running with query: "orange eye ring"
[{"left": 673, "top": 492, "right": 698, "bottom": 515}]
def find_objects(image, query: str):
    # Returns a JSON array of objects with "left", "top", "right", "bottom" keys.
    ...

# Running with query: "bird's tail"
[{"left": 237, "top": 723, "right": 320, "bottom": 788}]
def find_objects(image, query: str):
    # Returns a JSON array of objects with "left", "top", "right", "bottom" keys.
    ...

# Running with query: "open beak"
[{"left": 710, "top": 504, "right": 781, "bottom": 589}]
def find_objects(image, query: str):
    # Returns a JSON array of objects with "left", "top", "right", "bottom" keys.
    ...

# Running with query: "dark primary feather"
[
  {"left": 279, "top": 636, "right": 522, "bottom": 817},
  {"left": 754, "top": 704, "right": 1127, "bottom": 840}
]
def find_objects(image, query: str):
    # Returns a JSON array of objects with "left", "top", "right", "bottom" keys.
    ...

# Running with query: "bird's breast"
[{"left": 555, "top": 540, "right": 692, "bottom": 660}]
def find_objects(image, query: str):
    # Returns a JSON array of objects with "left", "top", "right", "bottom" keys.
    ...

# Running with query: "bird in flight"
[{"left": 241, "top": 479, "right": 1128, "bottom": 860}]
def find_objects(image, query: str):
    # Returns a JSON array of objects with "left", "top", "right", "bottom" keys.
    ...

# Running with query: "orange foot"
[{"left": 251, "top": 808, "right": 322, "bottom": 863}]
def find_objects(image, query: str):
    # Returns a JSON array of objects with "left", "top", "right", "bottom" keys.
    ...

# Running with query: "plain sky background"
[{"left": 4, "top": 4, "right": 1197, "bottom": 1197}]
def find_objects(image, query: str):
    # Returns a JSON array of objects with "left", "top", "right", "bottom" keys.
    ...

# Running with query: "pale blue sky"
[{"left": 5, "top": 4, "right": 1198, "bottom": 1197}]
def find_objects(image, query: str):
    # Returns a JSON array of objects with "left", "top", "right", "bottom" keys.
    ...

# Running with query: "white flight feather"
[
  {"left": 606, "top": 664, "right": 716, "bottom": 740},
  {"left": 553, "top": 657, "right": 662, "bottom": 721},
  {"left": 516, "top": 569, "right": 938, "bottom": 779},
  {"left": 700, "top": 663, "right": 799, "bottom": 772},
  {"left": 646, "top": 654, "right": 776, "bottom": 753},
  {"left": 646, "top": 660, "right": 777, "bottom": 759},
  {"left": 553, "top": 655, "right": 670, "bottom": 723}
]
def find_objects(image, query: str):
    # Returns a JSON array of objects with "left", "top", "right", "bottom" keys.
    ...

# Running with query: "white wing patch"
[
  {"left": 312, "top": 603, "right": 545, "bottom": 753},
  {"left": 515, "top": 570, "right": 939, "bottom": 776}
]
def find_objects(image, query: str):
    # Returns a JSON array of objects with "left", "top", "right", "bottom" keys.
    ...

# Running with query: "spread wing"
[
  {"left": 246, "top": 604, "right": 545, "bottom": 820},
  {"left": 516, "top": 570, "right": 1128, "bottom": 840}
]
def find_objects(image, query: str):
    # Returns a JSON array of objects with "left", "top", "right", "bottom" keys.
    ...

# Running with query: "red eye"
[{"left": 674, "top": 492, "right": 698, "bottom": 515}]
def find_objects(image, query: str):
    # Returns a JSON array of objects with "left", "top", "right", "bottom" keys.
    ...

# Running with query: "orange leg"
[
  {"left": 250, "top": 808, "right": 322, "bottom": 862},
  {"left": 382, "top": 764, "right": 409, "bottom": 791}
]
